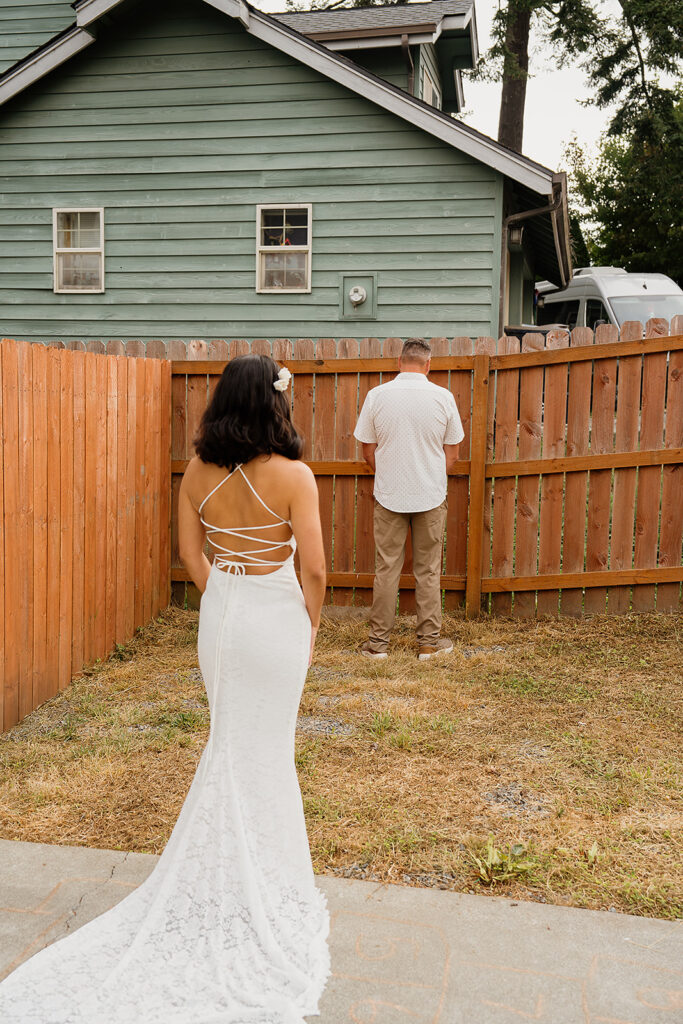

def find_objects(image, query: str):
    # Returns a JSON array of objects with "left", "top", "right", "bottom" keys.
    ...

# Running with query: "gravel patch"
[
  {"left": 296, "top": 715, "right": 355, "bottom": 737},
  {"left": 484, "top": 783, "right": 549, "bottom": 817},
  {"left": 461, "top": 645, "right": 506, "bottom": 658}
]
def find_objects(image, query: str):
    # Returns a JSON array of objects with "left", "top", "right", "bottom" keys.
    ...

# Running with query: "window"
[
  {"left": 420, "top": 66, "right": 441, "bottom": 108},
  {"left": 53, "top": 208, "right": 104, "bottom": 293},
  {"left": 536, "top": 298, "right": 580, "bottom": 327},
  {"left": 585, "top": 299, "right": 609, "bottom": 329},
  {"left": 256, "top": 204, "right": 311, "bottom": 293}
]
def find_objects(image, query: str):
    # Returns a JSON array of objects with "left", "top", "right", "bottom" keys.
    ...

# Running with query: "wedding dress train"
[{"left": 0, "top": 465, "right": 330, "bottom": 1023}]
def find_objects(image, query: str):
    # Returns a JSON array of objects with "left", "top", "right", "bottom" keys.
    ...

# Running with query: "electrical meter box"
[{"left": 339, "top": 274, "right": 377, "bottom": 320}]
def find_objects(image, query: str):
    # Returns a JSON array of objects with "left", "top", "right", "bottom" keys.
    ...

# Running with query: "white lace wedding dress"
[{"left": 0, "top": 465, "right": 330, "bottom": 1023}]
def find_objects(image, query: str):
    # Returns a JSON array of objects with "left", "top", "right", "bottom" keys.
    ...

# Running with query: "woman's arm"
[
  {"left": 178, "top": 463, "right": 212, "bottom": 594},
  {"left": 289, "top": 463, "right": 326, "bottom": 662}
]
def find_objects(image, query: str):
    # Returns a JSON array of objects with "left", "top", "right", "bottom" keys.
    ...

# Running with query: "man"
[{"left": 353, "top": 338, "right": 464, "bottom": 660}]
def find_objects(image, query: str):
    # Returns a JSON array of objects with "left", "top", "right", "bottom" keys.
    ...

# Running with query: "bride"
[{"left": 0, "top": 354, "right": 331, "bottom": 1022}]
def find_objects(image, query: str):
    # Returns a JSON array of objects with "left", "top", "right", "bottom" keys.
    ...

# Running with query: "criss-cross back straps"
[{"left": 198, "top": 464, "right": 295, "bottom": 573}]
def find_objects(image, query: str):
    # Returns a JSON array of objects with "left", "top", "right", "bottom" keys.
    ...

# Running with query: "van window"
[
  {"left": 610, "top": 294, "right": 683, "bottom": 326},
  {"left": 586, "top": 299, "right": 609, "bottom": 328},
  {"left": 537, "top": 298, "right": 580, "bottom": 327}
]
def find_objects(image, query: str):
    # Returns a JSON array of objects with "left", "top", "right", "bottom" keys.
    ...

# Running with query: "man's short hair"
[{"left": 401, "top": 338, "right": 432, "bottom": 364}]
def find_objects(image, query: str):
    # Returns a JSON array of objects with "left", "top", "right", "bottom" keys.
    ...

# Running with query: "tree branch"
[{"left": 619, "top": 2, "right": 652, "bottom": 111}]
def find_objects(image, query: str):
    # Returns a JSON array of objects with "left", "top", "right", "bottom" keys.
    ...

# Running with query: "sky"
[{"left": 255, "top": 0, "right": 625, "bottom": 171}]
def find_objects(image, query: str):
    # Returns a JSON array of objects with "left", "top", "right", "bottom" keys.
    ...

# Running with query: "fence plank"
[
  {"left": 657, "top": 314, "right": 683, "bottom": 611},
  {"left": 46, "top": 348, "right": 61, "bottom": 704},
  {"left": 32, "top": 343, "right": 49, "bottom": 709},
  {"left": 333, "top": 338, "right": 359, "bottom": 606},
  {"left": 17, "top": 341, "right": 34, "bottom": 720},
  {"left": 105, "top": 356, "right": 118, "bottom": 651},
  {"left": 57, "top": 348, "right": 74, "bottom": 692},
  {"left": 1, "top": 342, "right": 20, "bottom": 727},
  {"left": 608, "top": 321, "right": 643, "bottom": 614},
  {"left": 477, "top": 337, "right": 496, "bottom": 613},
  {"left": 141, "top": 359, "right": 155, "bottom": 624},
  {"left": 168, "top": 339, "right": 187, "bottom": 606},
  {"left": 149, "top": 358, "right": 162, "bottom": 618},
  {"left": 584, "top": 324, "right": 619, "bottom": 614},
  {"left": 513, "top": 333, "right": 544, "bottom": 617},
  {"left": 0, "top": 345, "right": 6, "bottom": 730},
  {"left": 537, "top": 330, "right": 570, "bottom": 616},
  {"left": 313, "top": 339, "right": 336, "bottom": 603},
  {"left": 71, "top": 351, "right": 86, "bottom": 675},
  {"left": 632, "top": 321, "right": 668, "bottom": 612},
  {"left": 292, "top": 339, "right": 314, "bottom": 461},
  {"left": 126, "top": 358, "right": 138, "bottom": 636},
  {"left": 94, "top": 355, "right": 108, "bottom": 659},
  {"left": 561, "top": 327, "right": 594, "bottom": 616},
  {"left": 355, "top": 337, "right": 382, "bottom": 607},
  {"left": 134, "top": 358, "right": 146, "bottom": 630},
  {"left": 115, "top": 357, "right": 128, "bottom": 645},
  {"left": 465, "top": 353, "right": 490, "bottom": 616},
  {"left": 445, "top": 337, "right": 472, "bottom": 611},
  {"left": 158, "top": 359, "right": 172, "bottom": 611},
  {"left": 83, "top": 354, "right": 98, "bottom": 664},
  {"left": 491, "top": 335, "right": 519, "bottom": 615}
]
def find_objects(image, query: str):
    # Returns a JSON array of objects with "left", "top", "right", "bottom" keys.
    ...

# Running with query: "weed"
[{"left": 467, "top": 837, "right": 539, "bottom": 886}]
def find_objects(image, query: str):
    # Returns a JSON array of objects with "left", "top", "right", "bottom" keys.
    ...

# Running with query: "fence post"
[{"left": 465, "top": 353, "right": 490, "bottom": 617}]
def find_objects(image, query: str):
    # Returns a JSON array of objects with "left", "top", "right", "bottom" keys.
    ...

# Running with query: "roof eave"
[{"left": 0, "top": 25, "right": 94, "bottom": 106}]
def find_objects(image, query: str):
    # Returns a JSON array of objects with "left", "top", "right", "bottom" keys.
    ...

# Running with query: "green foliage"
[
  {"left": 474, "top": 0, "right": 603, "bottom": 83},
  {"left": 585, "top": 1, "right": 683, "bottom": 134},
  {"left": 566, "top": 94, "right": 683, "bottom": 285},
  {"left": 467, "top": 837, "right": 539, "bottom": 886}
]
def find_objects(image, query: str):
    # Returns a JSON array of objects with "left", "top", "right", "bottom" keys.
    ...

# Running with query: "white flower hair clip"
[{"left": 273, "top": 367, "right": 292, "bottom": 392}]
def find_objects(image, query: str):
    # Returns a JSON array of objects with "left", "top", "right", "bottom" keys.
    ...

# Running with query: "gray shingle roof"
[{"left": 275, "top": 1, "right": 472, "bottom": 36}]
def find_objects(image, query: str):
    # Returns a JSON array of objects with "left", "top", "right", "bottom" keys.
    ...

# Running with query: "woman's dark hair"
[{"left": 193, "top": 354, "right": 303, "bottom": 468}]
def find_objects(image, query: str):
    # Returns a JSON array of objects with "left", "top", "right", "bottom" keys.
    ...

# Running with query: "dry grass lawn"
[{"left": 1, "top": 606, "right": 681, "bottom": 920}]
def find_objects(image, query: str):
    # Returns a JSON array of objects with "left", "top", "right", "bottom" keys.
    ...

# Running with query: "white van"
[{"left": 535, "top": 267, "right": 683, "bottom": 330}]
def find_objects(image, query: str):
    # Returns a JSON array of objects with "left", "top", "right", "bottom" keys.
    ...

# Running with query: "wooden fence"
[
  {"left": 170, "top": 323, "right": 683, "bottom": 616},
  {"left": 0, "top": 339, "right": 171, "bottom": 731}
]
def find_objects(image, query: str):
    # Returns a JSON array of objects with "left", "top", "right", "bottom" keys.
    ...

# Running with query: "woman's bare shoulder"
[
  {"left": 267, "top": 455, "right": 314, "bottom": 482},
  {"left": 181, "top": 456, "right": 224, "bottom": 507}
]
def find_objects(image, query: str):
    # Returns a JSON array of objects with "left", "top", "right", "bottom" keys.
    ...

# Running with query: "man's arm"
[
  {"left": 361, "top": 442, "right": 377, "bottom": 472},
  {"left": 444, "top": 443, "right": 460, "bottom": 475}
]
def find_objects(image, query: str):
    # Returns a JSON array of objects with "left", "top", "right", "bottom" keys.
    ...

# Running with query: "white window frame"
[
  {"left": 421, "top": 66, "right": 442, "bottom": 109},
  {"left": 53, "top": 207, "right": 104, "bottom": 293},
  {"left": 255, "top": 203, "right": 312, "bottom": 294}
]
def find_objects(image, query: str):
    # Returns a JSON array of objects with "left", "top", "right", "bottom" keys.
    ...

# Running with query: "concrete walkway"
[{"left": 0, "top": 839, "right": 680, "bottom": 1023}]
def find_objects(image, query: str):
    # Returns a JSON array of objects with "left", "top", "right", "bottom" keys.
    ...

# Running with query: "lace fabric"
[{"left": 0, "top": 494, "right": 330, "bottom": 1021}]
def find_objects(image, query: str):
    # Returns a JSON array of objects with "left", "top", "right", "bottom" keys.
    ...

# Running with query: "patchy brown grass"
[{"left": 1, "top": 607, "right": 681, "bottom": 919}]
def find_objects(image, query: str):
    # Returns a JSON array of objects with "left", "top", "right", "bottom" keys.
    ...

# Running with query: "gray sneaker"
[
  {"left": 360, "top": 641, "right": 389, "bottom": 660},
  {"left": 418, "top": 638, "right": 454, "bottom": 661}
]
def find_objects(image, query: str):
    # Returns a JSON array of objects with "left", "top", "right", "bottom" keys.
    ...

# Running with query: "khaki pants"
[{"left": 369, "top": 499, "right": 447, "bottom": 651}]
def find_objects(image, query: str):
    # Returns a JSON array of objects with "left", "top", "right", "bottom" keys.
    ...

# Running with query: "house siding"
[
  {"left": 0, "top": 0, "right": 75, "bottom": 74},
  {"left": 341, "top": 46, "right": 412, "bottom": 94},
  {"left": 417, "top": 43, "right": 442, "bottom": 105},
  {"left": 0, "top": 0, "right": 503, "bottom": 343}
]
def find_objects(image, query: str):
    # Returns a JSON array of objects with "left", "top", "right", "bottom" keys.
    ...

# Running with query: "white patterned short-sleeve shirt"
[{"left": 353, "top": 372, "right": 465, "bottom": 513}]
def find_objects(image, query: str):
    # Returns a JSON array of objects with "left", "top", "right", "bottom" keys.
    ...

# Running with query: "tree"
[
  {"left": 483, "top": 0, "right": 602, "bottom": 153},
  {"left": 566, "top": 94, "right": 683, "bottom": 285}
]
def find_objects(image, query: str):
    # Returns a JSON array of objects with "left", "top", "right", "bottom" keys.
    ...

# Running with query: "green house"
[{"left": 0, "top": 0, "right": 572, "bottom": 345}]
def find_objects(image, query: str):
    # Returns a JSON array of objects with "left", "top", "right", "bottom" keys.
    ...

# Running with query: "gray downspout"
[
  {"left": 498, "top": 190, "right": 565, "bottom": 337},
  {"left": 401, "top": 35, "right": 415, "bottom": 95}
]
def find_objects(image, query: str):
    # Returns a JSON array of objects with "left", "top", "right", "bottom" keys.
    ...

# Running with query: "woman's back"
[{"left": 189, "top": 455, "right": 298, "bottom": 575}]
